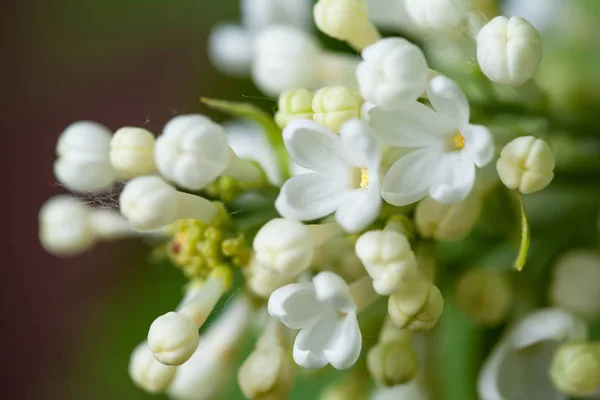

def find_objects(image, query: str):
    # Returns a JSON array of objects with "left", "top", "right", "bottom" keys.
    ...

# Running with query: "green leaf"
[
  {"left": 514, "top": 192, "right": 530, "bottom": 271},
  {"left": 201, "top": 97, "right": 290, "bottom": 179}
]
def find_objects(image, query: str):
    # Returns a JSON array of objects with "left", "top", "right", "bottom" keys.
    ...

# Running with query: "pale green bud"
[
  {"left": 367, "top": 337, "right": 418, "bottom": 386},
  {"left": 275, "top": 88, "right": 314, "bottom": 129},
  {"left": 415, "top": 193, "right": 482, "bottom": 242},
  {"left": 388, "top": 275, "right": 444, "bottom": 332},
  {"left": 312, "top": 86, "right": 362, "bottom": 133},
  {"left": 455, "top": 269, "right": 513, "bottom": 326},
  {"left": 550, "top": 341, "right": 600, "bottom": 397}
]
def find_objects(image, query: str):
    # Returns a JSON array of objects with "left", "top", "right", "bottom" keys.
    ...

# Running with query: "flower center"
[
  {"left": 360, "top": 168, "right": 369, "bottom": 189},
  {"left": 449, "top": 130, "right": 465, "bottom": 150}
]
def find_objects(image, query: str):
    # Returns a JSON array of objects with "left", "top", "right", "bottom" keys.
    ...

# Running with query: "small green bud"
[
  {"left": 550, "top": 341, "right": 600, "bottom": 397},
  {"left": 455, "top": 269, "right": 513, "bottom": 326},
  {"left": 312, "top": 86, "right": 362, "bottom": 133},
  {"left": 388, "top": 276, "right": 444, "bottom": 332},
  {"left": 367, "top": 339, "right": 419, "bottom": 386},
  {"left": 275, "top": 88, "right": 314, "bottom": 129}
]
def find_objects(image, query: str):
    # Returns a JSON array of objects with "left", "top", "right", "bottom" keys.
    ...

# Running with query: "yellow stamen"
[
  {"left": 360, "top": 168, "right": 369, "bottom": 188},
  {"left": 453, "top": 131, "right": 465, "bottom": 150}
]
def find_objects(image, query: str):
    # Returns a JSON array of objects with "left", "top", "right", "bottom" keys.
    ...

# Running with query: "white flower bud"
[
  {"left": 155, "top": 115, "right": 231, "bottom": 190},
  {"left": 252, "top": 25, "right": 321, "bottom": 96},
  {"left": 415, "top": 193, "right": 482, "bottom": 242},
  {"left": 355, "top": 230, "right": 418, "bottom": 296},
  {"left": 246, "top": 258, "right": 295, "bottom": 299},
  {"left": 388, "top": 275, "right": 444, "bottom": 332},
  {"left": 404, "top": 0, "right": 471, "bottom": 30},
  {"left": 314, "top": 0, "right": 380, "bottom": 51},
  {"left": 455, "top": 269, "right": 513, "bottom": 326},
  {"left": 312, "top": 86, "right": 362, "bottom": 133},
  {"left": 550, "top": 341, "right": 600, "bottom": 397},
  {"left": 253, "top": 218, "right": 314, "bottom": 277},
  {"left": 367, "top": 321, "right": 418, "bottom": 386},
  {"left": 147, "top": 311, "right": 200, "bottom": 366},
  {"left": 275, "top": 88, "right": 314, "bottom": 129},
  {"left": 109, "top": 127, "right": 156, "bottom": 179},
  {"left": 356, "top": 38, "right": 428, "bottom": 109},
  {"left": 119, "top": 176, "right": 218, "bottom": 231},
  {"left": 39, "top": 195, "right": 95, "bottom": 256},
  {"left": 496, "top": 136, "right": 555, "bottom": 194},
  {"left": 128, "top": 342, "right": 176, "bottom": 394},
  {"left": 549, "top": 250, "right": 600, "bottom": 320},
  {"left": 241, "top": 0, "right": 312, "bottom": 32},
  {"left": 208, "top": 24, "right": 254, "bottom": 76},
  {"left": 476, "top": 16, "right": 543, "bottom": 86},
  {"left": 54, "top": 121, "right": 116, "bottom": 192}
]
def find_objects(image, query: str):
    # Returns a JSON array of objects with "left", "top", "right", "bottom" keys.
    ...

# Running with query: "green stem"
[{"left": 513, "top": 192, "right": 530, "bottom": 272}]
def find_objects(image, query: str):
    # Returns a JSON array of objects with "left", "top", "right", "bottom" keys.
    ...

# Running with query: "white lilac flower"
[
  {"left": 207, "top": 24, "right": 254, "bottom": 77},
  {"left": 478, "top": 308, "right": 587, "bottom": 400},
  {"left": 275, "top": 119, "right": 382, "bottom": 233},
  {"left": 268, "top": 271, "right": 362, "bottom": 370},
  {"left": 368, "top": 75, "right": 494, "bottom": 206}
]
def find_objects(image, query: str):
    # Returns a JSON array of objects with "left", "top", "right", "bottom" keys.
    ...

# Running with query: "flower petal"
[
  {"left": 339, "top": 119, "right": 380, "bottom": 168},
  {"left": 509, "top": 308, "right": 587, "bottom": 350},
  {"left": 463, "top": 124, "right": 495, "bottom": 168},
  {"left": 283, "top": 119, "right": 352, "bottom": 175},
  {"left": 427, "top": 75, "right": 470, "bottom": 128},
  {"left": 312, "top": 272, "right": 355, "bottom": 313},
  {"left": 429, "top": 152, "right": 476, "bottom": 204},
  {"left": 335, "top": 188, "right": 381, "bottom": 233},
  {"left": 276, "top": 173, "right": 348, "bottom": 221},
  {"left": 382, "top": 148, "right": 441, "bottom": 206},
  {"left": 268, "top": 283, "right": 321, "bottom": 329},
  {"left": 323, "top": 311, "right": 362, "bottom": 370},
  {"left": 293, "top": 315, "right": 340, "bottom": 369},
  {"left": 368, "top": 103, "right": 448, "bottom": 148}
]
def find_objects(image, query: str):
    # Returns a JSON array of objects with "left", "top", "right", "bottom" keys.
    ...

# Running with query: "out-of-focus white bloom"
[
  {"left": 276, "top": 119, "right": 382, "bottom": 233},
  {"left": 148, "top": 268, "right": 232, "bottom": 366},
  {"left": 252, "top": 26, "right": 321, "bottom": 96},
  {"left": 54, "top": 121, "right": 116, "bottom": 192},
  {"left": 369, "top": 75, "right": 494, "bottom": 206},
  {"left": 357, "top": 38, "right": 428, "bottom": 110},
  {"left": 208, "top": 24, "right": 254, "bottom": 76},
  {"left": 314, "top": 0, "right": 381, "bottom": 51},
  {"left": 241, "top": 0, "right": 312, "bottom": 33},
  {"left": 167, "top": 295, "right": 252, "bottom": 400},
  {"left": 549, "top": 250, "right": 600, "bottom": 321},
  {"left": 223, "top": 120, "right": 282, "bottom": 186},
  {"left": 415, "top": 192, "right": 482, "bottom": 241},
  {"left": 368, "top": 0, "right": 420, "bottom": 33},
  {"left": 496, "top": 136, "right": 555, "bottom": 194},
  {"left": 404, "top": 0, "right": 472, "bottom": 30},
  {"left": 388, "top": 275, "right": 444, "bottom": 332},
  {"left": 478, "top": 308, "right": 587, "bottom": 400},
  {"left": 476, "top": 16, "right": 543, "bottom": 86},
  {"left": 119, "top": 176, "right": 218, "bottom": 231},
  {"left": 503, "top": 0, "right": 564, "bottom": 32},
  {"left": 312, "top": 86, "right": 362, "bottom": 133},
  {"left": 355, "top": 230, "right": 418, "bottom": 295},
  {"left": 246, "top": 258, "right": 295, "bottom": 299},
  {"left": 455, "top": 269, "right": 513, "bottom": 326},
  {"left": 275, "top": 88, "right": 315, "bottom": 129},
  {"left": 549, "top": 341, "right": 600, "bottom": 398},
  {"left": 312, "top": 237, "right": 366, "bottom": 283},
  {"left": 155, "top": 115, "right": 231, "bottom": 190},
  {"left": 109, "top": 127, "right": 156, "bottom": 179},
  {"left": 129, "top": 342, "right": 176, "bottom": 394},
  {"left": 268, "top": 272, "right": 362, "bottom": 369},
  {"left": 370, "top": 380, "right": 429, "bottom": 400}
]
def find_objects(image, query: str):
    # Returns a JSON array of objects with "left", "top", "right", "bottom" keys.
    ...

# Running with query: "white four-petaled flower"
[
  {"left": 369, "top": 75, "right": 495, "bottom": 205},
  {"left": 268, "top": 272, "right": 361, "bottom": 370},
  {"left": 275, "top": 119, "right": 381, "bottom": 233}
]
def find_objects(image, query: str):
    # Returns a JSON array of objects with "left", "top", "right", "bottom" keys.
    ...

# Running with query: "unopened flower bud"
[
  {"left": 129, "top": 342, "right": 176, "bottom": 394},
  {"left": 120, "top": 176, "right": 218, "bottom": 231},
  {"left": 155, "top": 115, "right": 231, "bottom": 190},
  {"left": 477, "top": 16, "right": 543, "bottom": 86},
  {"left": 109, "top": 127, "right": 156, "bottom": 179},
  {"left": 550, "top": 341, "right": 600, "bottom": 397},
  {"left": 252, "top": 26, "right": 320, "bottom": 96},
  {"left": 319, "top": 369, "right": 368, "bottom": 400},
  {"left": 455, "top": 269, "right": 513, "bottom": 326},
  {"left": 357, "top": 38, "right": 428, "bottom": 109},
  {"left": 312, "top": 86, "right": 361, "bottom": 133},
  {"left": 275, "top": 88, "right": 314, "bottom": 129},
  {"left": 246, "top": 258, "right": 295, "bottom": 299},
  {"left": 208, "top": 24, "right": 253, "bottom": 76},
  {"left": 388, "top": 275, "right": 444, "bottom": 332},
  {"left": 314, "top": 0, "right": 380, "bottom": 51},
  {"left": 415, "top": 193, "right": 482, "bottom": 242},
  {"left": 404, "top": 0, "right": 472, "bottom": 30},
  {"left": 355, "top": 230, "right": 418, "bottom": 296},
  {"left": 54, "top": 121, "right": 116, "bottom": 192},
  {"left": 496, "top": 136, "right": 555, "bottom": 194},
  {"left": 549, "top": 250, "right": 600, "bottom": 320},
  {"left": 312, "top": 237, "right": 366, "bottom": 282}
]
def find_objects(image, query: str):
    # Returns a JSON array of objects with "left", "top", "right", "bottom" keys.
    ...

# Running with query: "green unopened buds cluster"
[
  {"left": 496, "top": 136, "right": 555, "bottom": 194},
  {"left": 147, "top": 267, "right": 232, "bottom": 366},
  {"left": 550, "top": 341, "right": 600, "bottom": 397},
  {"left": 109, "top": 127, "right": 156, "bottom": 179}
]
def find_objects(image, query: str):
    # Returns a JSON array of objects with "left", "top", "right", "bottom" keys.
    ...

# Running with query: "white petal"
[
  {"left": 268, "top": 283, "right": 321, "bottom": 329},
  {"left": 368, "top": 104, "right": 448, "bottom": 148},
  {"left": 313, "top": 272, "right": 355, "bottom": 313},
  {"left": 429, "top": 152, "right": 476, "bottom": 204},
  {"left": 283, "top": 119, "right": 352, "bottom": 175},
  {"left": 339, "top": 119, "right": 380, "bottom": 168},
  {"left": 276, "top": 173, "right": 348, "bottom": 221},
  {"left": 292, "top": 346, "right": 329, "bottom": 370},
  {"left": 323, "top": 311, "right": 362, "bottom": 370},
  {"left": 463, "top": 124, "right": 495, "bottom": 168},
  {"left": 427, "top": 75, "right": 470, "bottom": 128},
  {"left": 293, "top": 316, "right": 340, "bottom": 369},
  {"left": 509, "top": 308, "right": 587, "bottom": 350},
  {"left": 382, "top": 148, "right": 441, "bottom": 206},
  {"left": 335, "top": 188, "right": 381, "bottom": 233}
]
